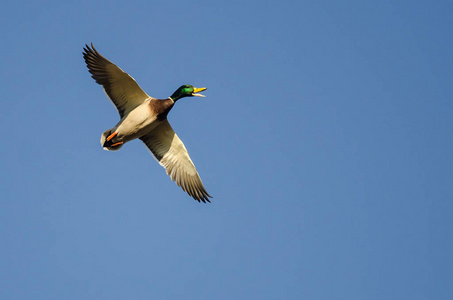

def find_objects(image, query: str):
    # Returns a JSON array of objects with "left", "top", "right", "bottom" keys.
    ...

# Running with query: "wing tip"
[
  {"left": 193, "top": 191, "right": 213, "bottom": 203},
  {"left": 83, "top": 42, "right": 96, "bottom": 54}
]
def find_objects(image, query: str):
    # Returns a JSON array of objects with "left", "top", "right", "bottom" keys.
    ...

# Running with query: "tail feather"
[{"left": 101, "top": 129, "right": 123, "bottom": 151}]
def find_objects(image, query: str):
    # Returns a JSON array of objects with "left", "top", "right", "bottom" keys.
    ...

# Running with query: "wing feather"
[
  {"left": 140, "top": 120, "right": 212, "bottom": 203},
  {"left": 83, "top": 43, "right": 151, "bottom": 117}
]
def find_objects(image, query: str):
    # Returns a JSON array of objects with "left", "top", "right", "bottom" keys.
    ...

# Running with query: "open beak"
[{"left": 192, "top": 87, "right": 207, "bottom": 97}]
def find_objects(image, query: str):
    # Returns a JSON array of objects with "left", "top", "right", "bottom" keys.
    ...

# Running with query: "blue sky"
[{"left": 1, "top": 0, "right": 452, "bottom": 299}]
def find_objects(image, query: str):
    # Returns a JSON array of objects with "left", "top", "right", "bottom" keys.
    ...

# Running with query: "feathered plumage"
[{"left": 83, "top": 44, "right": 212, "bottom": 203}]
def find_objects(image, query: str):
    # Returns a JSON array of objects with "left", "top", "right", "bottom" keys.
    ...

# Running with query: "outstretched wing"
[
  {"left": 140, "top": 120, "right": 212, "bottom": 203},
  {"left": 83, "top": 43, "right": 151, "bottom": 118}
]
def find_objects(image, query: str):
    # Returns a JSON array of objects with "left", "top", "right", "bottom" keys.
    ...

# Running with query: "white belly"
[{"left": 113, "top": 103, "right": 161, "bottom": 143}]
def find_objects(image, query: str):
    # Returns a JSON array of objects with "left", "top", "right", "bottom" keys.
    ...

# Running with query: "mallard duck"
[{"left": 83, "top": 44, "right": 212, "bottom": 203}]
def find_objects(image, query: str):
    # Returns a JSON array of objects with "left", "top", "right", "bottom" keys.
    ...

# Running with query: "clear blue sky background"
[{"left": 1, "top": 0, "right": 452, "bottom": 299}]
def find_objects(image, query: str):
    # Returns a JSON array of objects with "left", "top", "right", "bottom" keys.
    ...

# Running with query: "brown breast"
[{"left": 148, "top": 98, "right": 175, "bottom": 121}]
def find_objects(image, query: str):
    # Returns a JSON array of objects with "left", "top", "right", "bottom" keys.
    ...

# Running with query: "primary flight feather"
[{"left": 83, "top": 44, "right": 212, "bottom": 203}]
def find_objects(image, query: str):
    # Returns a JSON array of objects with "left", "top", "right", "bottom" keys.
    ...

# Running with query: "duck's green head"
[{"left": 170, "top": 85, "right": 207, "bottom": 101}]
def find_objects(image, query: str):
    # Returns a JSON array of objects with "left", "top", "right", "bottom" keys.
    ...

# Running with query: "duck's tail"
[{"left": 100, "top": 129, "right": 124, "bottom": 151}]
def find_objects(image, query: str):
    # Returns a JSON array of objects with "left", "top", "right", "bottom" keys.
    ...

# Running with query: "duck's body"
[
  {"left": 83, "top": 44, "right": 212, "bottom": 203},
  {"left": 101, "top": 97, "right": 174, "bottom": 151}
]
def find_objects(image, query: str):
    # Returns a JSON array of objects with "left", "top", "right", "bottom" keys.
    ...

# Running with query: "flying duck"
[{"left": 83, "top": 44, "right": 212, "bottom": 203}]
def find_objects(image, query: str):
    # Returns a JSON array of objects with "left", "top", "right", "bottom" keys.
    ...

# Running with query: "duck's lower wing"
[{"left": 140, "top": 120, "right": 212, "bottom": 203}]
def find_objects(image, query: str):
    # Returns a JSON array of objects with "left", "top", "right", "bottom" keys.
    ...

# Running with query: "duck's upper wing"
[
  {"left": 83, "top": 43, "right": 151, "bottom": 118},
  {"left": 140, "top": 120, "right": 212, "bottom": 203}
]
